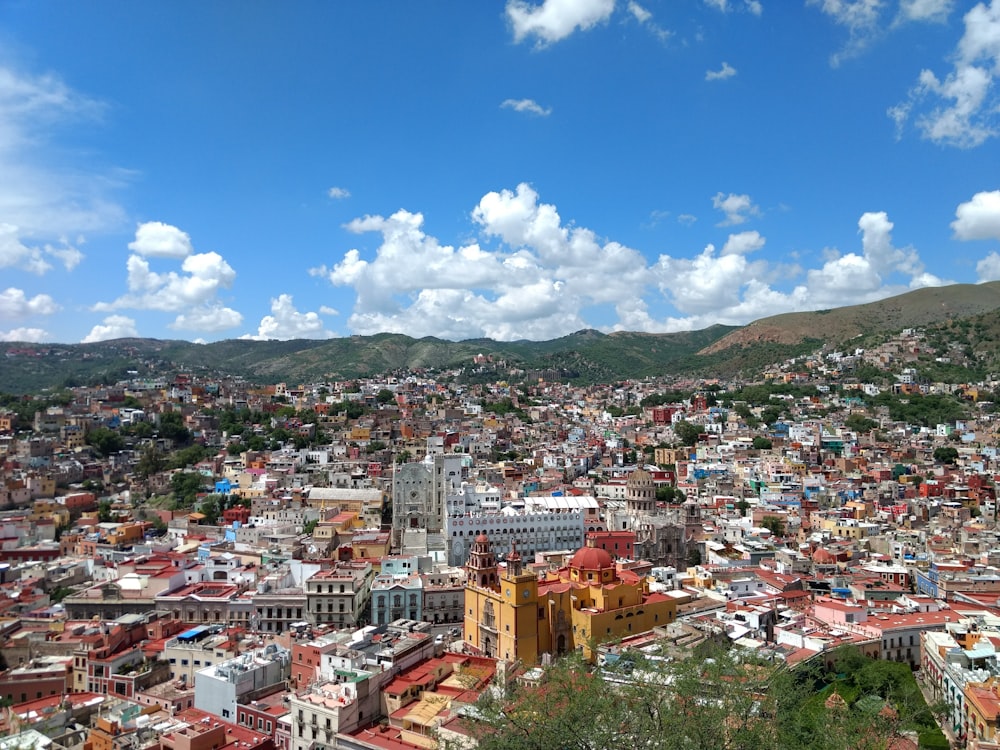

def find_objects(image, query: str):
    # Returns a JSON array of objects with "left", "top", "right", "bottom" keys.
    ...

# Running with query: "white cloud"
[
  {"left": 627, "top": 1, "right": 673, "bottom": 41},
  {"left": 171, "top": 304, "right": 244, "bottom": 333},
  {"left": 319, "top": 305, "right": 339, "bottom": 316},
  {"left": 0, "top": 66, "right": 125, "bottom": 270},
  {"left": 953, "top": 190, "right": 1000, "bottom": 240},
  {"left": 94, "top": 223, "right": 243, "bottom": 333},
  {"left": 244, "top": 295, "right": 336, "bottom": 341},
  {"left": 507, "top": 0, "right": 615, "bottom": 45},
  {"left": 82, "top": 315, "right": 138, "bottom": 343},
  {"left": 892, "top": 0, "right": 1000, "bottom": 147},
  {"left": 0, "top": 327, "right": 49, "bottom": 342},
  {"left": 808, "top": 0, "right": 885, "bottom": 66},
  {"left": 128, "top": 221, "right": 194, "bottom": 258},
  {"left": 628, "top": 1, "right": 651, "bottom": 22},
  {"left": 0, "top": 287, "right": 59, "bottom": 318},
  {"left": 328, "top": 186, "right": 351, "bottom": 199},
  {"left": 314, "top": 183, "right": 648, "bottom": 340},
  {"left": 317, "top": 186, "right": 948, "bottom": 340},
  {"left": 501, "top": 98, "right": 553, "bottom": 116},
  {"left": 721, "top": 230, "right": 765, "bottom": 255},
  {"left": 899, "top": 0, "right": 953, "bottom": 22},
  {"left": 678, "top": 214, "right": 698, "bottom": 226},
  {"left": 0, "top": 222, "right": 84, "bottom": 274},
  {"left": 977, "top": 251, "right": 1000, "bottom": 281},
  {"left": 712, "top": 192, "right": 760, "bottom": 225},
  {"left": 705, "top": 62, "right": 737, "bottom": 81},
  {"left": 705, "top": 0, "right": 763, "bottom": 13}
]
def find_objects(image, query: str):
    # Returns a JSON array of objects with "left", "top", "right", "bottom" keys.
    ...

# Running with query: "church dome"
[
  {"left": 627, "top": 467, "right": 654, "bottom": 489},
  {"left": 569, "top": 545, "right": 614, "bottom": 571},
  {"left": 813, "top": 548, "right": 835, "bottom": 564},
  {"left": 475, "top": 532, "right": 489, "bottom": 544}
]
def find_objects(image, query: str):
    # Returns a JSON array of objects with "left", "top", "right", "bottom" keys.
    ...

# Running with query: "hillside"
[
  {"left": 4, "top": 280, "right": 1000, "bottom": 392},
  {"left": 700, "top": 280, "right": 1000, "bottom": 354}
]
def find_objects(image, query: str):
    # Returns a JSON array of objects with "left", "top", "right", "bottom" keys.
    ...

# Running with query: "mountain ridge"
[{"left": 5, "top": 281, "right": 1000, "bottom": 392}]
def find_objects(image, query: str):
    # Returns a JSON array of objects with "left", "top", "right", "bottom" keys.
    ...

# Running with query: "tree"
[
  {"left": 97, "top": 499, "right": 114, "bottom": 523},
  {"left": 760, "top": 515, "right": 786, "bottom": 537},
  {"left": 752, "top": 437, "right": 772, "bottom": 450},
  {"left": 158, "top": 411, "right": 191, "bottom": 445},
  {"left": 171, "top": 472, "right": 206, "bottom": 507},
  {"left": 933, "top": 446, "right": 959, "bottom": 464},
  {"left": 376, "top": 389, "right": 395, "bottom": 404},
  {"left": 199, "top": 494, "right": 222, "bottom": 525},
  {"left": 845, "top": 413, "right": 878, "bottom": 433},
  {"left": 87, "top": 427, "right": 124, "bottom": 457},
  {"left": 466, "top": 647, "right": 938, "bottom": 750},
  {"left": 673, "top": 420, "right": 702, "bottom": 447}
]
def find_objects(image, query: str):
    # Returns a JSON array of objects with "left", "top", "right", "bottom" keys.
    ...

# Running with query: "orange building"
[{"left": 463, "top": 534, "right": 676, "bottom": 664}]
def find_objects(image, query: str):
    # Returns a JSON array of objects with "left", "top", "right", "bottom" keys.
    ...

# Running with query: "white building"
[
  {"left": 444, "top": 495, "right": 597, "bottom": 566},
  {"left": 194, "top": 643, "right": 291, "bottom": 723}
]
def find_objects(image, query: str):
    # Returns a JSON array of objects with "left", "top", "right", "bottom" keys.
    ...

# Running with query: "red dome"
[
  {"left": 569, "top": 545, "right": 614, "bottom": 571},
  {"left": 475, "top": 532, "right": 489, "bottom": 544},
  {"left": 813, "top": 548, "right": 835, "bottom": 564}
]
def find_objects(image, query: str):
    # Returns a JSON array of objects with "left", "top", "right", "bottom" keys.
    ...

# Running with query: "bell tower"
[{"left": 466, "top": 532, "right": 498, "bottom": 589}]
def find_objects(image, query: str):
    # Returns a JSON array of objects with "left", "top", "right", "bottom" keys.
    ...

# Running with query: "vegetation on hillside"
[{"left": 465, "top": 646, "right": 946, "bottom": 750}]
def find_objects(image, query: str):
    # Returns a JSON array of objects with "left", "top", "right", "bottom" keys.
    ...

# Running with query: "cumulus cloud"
[
  {"left": 243, "top": 295, "right": 337, "bottom": 341},
  {"left": 501, "top": 98, "right": 553, "bottom": 116},
  {"left": 171, "top": 304, "right": 245, "bottom": 333},
  {"left": 952, "top": 190, "right": 1000, "bottom": 240},
  {"left": 94, "top": 222, "right": 243, "bottom": 333},
  {"left": 314, "top": 185, "right": 949, "bottom": 340},
  {"left": 706, "top": 62, "right": 737, "bottom": 81},
  {"left": 507, "top": 0, "right": 615, "bottom": 45},
  {"left": 82, "top": 315, "right": 138, "bottom": 343},
  {"left": 328, "top": 186, "right": 351, "bottom": 199},
  {"left": 128, "top": 221, "right": 194, "bottom": 258},
  {"left": 891, "top": 0, "right": 1000, "bottom": 147},
  {"left": 977, "top": 252, "right": 1000, "bottom": 281},
  {"left": 319, "top": 305, "right": 339, "bottom": 316},
  {"left": 712, "top": 192, "right": 760, "bottom": 226},
  {"left": 678, "top": 214, "right": 698, "bottom": 226},
  {"left": 0, "top": 287, "right": 59, "bottom": 318},
  {"left": 312, "top": 183, "right": 648, "bottom": 340},
  {"left": 0, "top": 327, "right": 49, "bottom": 343},
  {"left": 721, "top": 231, "right": 765, "bottom": 256}
]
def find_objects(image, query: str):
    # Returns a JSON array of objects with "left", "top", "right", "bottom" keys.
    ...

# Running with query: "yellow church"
[{"left": 463, "top": 532, "right": 677, "bottom": 664}]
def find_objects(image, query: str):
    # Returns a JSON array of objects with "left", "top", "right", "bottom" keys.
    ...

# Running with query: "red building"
[
  {"left": 585, "top": 530, "right": 636, "bottom": 560},
  {"left": 222, "top": 506, "right": 251, "bottom": 525}
]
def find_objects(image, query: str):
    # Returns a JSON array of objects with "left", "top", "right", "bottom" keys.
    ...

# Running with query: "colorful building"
[{"left": 463, "top": 533, "right": 677, "bottom": 664}]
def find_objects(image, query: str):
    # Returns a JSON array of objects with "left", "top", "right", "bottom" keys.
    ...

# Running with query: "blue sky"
[{"left": 3, "top": 0, "right": 1000, "bottom": 344}]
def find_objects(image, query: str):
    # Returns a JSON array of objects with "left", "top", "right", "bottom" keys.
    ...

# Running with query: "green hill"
[{"left": 4, "top": 281, "right": 1000, "bottom": 393}]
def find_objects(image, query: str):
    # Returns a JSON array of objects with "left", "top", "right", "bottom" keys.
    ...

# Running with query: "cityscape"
[
  {"left": 0, "top": 324, "right": 999, "bottom": 748},
  {"left": 6, "top": 1, "right": 1000, "bottom": 748}
]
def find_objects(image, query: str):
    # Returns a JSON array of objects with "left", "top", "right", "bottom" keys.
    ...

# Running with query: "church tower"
[{"left": 466, "top": 532, "right": 498, "bottom": 589}]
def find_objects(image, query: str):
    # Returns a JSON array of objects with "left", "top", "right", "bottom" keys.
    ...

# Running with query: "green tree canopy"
[
  {"left": 673, "top": 420, "right": 702, "bottom": 447},
  {"left": 87, "top": 427, "right": 124, "bottom": 457},
  {"left": 933, "top": 446, "right": 959, "bottom": 464}
]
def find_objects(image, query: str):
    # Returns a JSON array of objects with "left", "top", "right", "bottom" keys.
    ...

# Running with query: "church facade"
[{"left": 462, "top": 532, "right": 678, "bottom": 664}]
